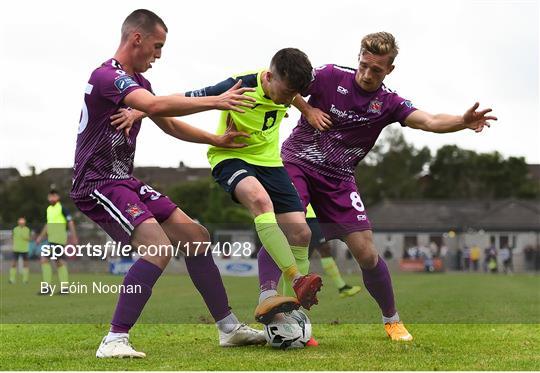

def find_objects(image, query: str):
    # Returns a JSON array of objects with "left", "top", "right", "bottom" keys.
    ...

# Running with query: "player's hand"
[
  {"left": 215, "top": 79, "right": 256, "bottom": 113},
  {"left": 462, "top": 102, "right": 497, "bottom": 133},
  {"left": 306, "top": 107, "right": 332, "bottom": 131},
  {"left": 212, "top": 131, "right": 251, "bottom": 148},
  {"left": 110, "top": 108, "right": 144, "bottom": 136},
  {"left": 213, "top": 115, "right": 250, "bottom": 148}
]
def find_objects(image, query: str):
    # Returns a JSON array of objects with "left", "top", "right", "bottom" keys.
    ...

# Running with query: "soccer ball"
[{"left": 264, "top": 310, "right": 311, "bottom": 349}]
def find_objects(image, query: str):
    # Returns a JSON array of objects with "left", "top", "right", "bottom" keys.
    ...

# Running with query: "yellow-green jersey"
[
  {"left": 306, "top": 203, "right": 317, "bottom": 219},
  {"left": 46, "top": 202, "right": 72, "bottom": 245},
  {"left": 185, "top": 70, "right": 289, "bottom": 168},
  {"left": 12, "top": 226, "right": 30, "bottom": 253}
]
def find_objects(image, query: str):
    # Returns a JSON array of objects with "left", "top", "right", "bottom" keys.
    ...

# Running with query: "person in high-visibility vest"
[
  {"left": 35, "top": 189, "right": 78, "bottom": 295},
  {"left": 9, "top": 217, "right": 31, "bottom": 284}
]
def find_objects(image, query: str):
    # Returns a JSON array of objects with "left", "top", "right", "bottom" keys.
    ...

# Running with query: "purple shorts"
[
  {"left": 284, "top": 162, "right": 371, "bottom": 240},
  {"left": 73, "top": 178, "right": 177, "bottom": 244}
]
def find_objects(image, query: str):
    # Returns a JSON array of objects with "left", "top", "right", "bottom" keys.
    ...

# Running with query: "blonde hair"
[{"left": 360, "top": 32, "right": 399, "bottom": 64}]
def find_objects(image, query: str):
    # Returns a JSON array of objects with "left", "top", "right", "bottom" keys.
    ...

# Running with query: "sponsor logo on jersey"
[
  {"left": 367, "top": 99, "right": 383, "bottom": 114},
  {"left": 337, "top": 86, "right": 349, "bottom": 95},
  {"left": 329, "top": 104, "right": 369, "bottom": 123},
  {"left": 114, "top": 75, "right": 139, "bottom": 93},
  {"left": 125, "top": 203, "right": 144, "bottom": 219},
  {"left": 401, "top": 100, "right": 414, "bottom": 108}
]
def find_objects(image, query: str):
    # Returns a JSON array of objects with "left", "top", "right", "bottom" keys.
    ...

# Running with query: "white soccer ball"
[{"left": 264, "top": 310, "right": 312, "bottom": 349}]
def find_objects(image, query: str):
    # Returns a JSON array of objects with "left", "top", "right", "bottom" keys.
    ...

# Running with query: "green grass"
[{"left": 1, "top": 272, "right": 539, "bottom": 370}]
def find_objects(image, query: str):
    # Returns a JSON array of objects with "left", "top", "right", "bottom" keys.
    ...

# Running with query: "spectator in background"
[
  {"left": 463, "top": 245, "right": 471, "bottom": 271},
  {"left": 383, "top": 246, "right": 393, "bottom": 260},
  {"left": 487, "top": 245, "right": 498, "bottom": 273},
  {"left": 9, "top": 217, "right": 30, "bottom": 284},
  {"left": 470, "top": 245, "right": 481, "bottom": 272},
  {"left": 500, "top": 245, "right": 513, "bottom": 274},
  {"left": 483, "top": 244, "right": 493, "bottom": 272},
  {"left": 456, "top": 247, "right": 463, "bottom": 270}
]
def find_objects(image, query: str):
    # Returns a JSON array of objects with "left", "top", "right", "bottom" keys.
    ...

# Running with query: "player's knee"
[
  {"left": 191, "top": 224, "right": 210, "bottom": 244},
  {"left": 249, "top": 192, "right": 273, "bottom": 214},
  {"left": 361, "top": 251, "right": 379, "bottom": 269},
  {"left": 349, "top": 238, "right": 378, "bottom": 268},
  {"left": 288, "top": 226, "right": 311, "bottom": 246}
]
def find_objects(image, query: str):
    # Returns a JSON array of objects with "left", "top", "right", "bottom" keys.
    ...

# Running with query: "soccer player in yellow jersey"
[
  {"left": 9, "top": 217, "right": 31, "bottom": 284},
  {"left": 185, "top": 48, "right": 323, "bottom": 324}
]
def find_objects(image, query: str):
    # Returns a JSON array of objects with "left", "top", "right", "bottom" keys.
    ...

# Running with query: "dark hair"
[
  {"left": 121, "top": 9, "right": 168, "bottom": 40},
  {"left": 270, "top": 48, "right": 313, "bottom": 93}
]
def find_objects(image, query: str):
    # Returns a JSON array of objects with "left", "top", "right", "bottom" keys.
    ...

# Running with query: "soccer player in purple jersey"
[
  {"left": 71, "top": 9, "right": 267, "bottom": 358},
  {"left": 260, "top": 32, "right": 497, "bottom": 341}
]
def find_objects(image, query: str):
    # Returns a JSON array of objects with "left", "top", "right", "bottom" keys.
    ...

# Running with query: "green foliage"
[
  {"left": 355, "top": 127, "right": 432, "bottom": 205},
  {"left": 426, "top": 145, "right": 540, "bottom": 199},
  {"left": 0, "top": 174, "right": 50, "bottom": 228},
  {"left": 355, "top": 128, "right": 539, "bottom": 204}
]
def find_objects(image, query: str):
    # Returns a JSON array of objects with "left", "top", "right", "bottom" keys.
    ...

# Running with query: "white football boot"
[
  {"left": 96, "top": 336, "right": 146, "bottom": 358},
  {"left": 219, "top": 324, "right": 266, "bottom": 347}
]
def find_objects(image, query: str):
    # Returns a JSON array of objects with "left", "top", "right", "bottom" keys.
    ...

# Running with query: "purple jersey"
[
  {"left": 281, "top": 64, "right": 417, "bottom": 181},
  {"left": 70, "top": 59, "right": 153, "bottom": 199}
]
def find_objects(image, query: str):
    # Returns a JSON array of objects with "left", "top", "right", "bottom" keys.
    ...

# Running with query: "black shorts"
[
  {"left": 12, "top": 252, "right": 28, "bottom": 260},
  {"left": 212, "top": 158, "right": 303, "bottom": 214},
  {"left": 307, "top": 217, "right": 326, "bottom": 257}
]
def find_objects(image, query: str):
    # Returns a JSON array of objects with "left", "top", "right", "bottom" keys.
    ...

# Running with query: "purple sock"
[
  {"left": 110, "top": 258, "right": 162, "bottom": 333},
  {"left": 257, "top": 247, "right": 281, "bottom": 292},
  {"left": 185, "top": 254, "right": 231, "bottom": 322},
  {"left": 361, "top": 256, "right": 397, "bottom": 318}
]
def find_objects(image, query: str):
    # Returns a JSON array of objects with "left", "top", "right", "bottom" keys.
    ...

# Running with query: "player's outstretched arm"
[
  {"left": 292, "top": 94, "right": 333, "bottom": 131},
  {"left": 404, "top": 102, "right": 497, "bottom": 133},
  {"left": 124, "top": 80, "right": 256, "bottom": 117},
  {"left": 151, "top": 116, "right": 250, "bottom": 148}
]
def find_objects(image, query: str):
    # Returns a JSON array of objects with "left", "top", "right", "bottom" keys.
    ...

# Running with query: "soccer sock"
[
  {"left": 216, "top": 312, "right": 240, "bottom": 334},
  {"left": 9, "top": 267, "right": 16, "bottom": 283},
  {"left": 22, "top": 267, "right": 29, "bottom": 283},
  {"left": 104, "top": 332, "right": 128, "bottom": 344},
  {"left": 41, "top": 262, "right": 52, "bottom": 284},
  {"left": 320, "top": 257, "right": 346, "bottom": 290},
  {"left": 57, "top": 263, "right": 69, "bottom": 284},
  {"left": 185, "top": 254, "right": 231, "bottom": 322},
  {"left": 382, "top": 312, "right": 400, "bottom": 324},
  {"left": 282, "top": 245, "right": 309, "bottom": 297},
  {"left": 259, "top": 289, "right": 278, "bottom": 304},
  {"left": 110, "top": 258, "right": 162, "bottom": 333},
  {"left": 257, "top": 246, "right": 282, "bottom": 293},
  {"left": 254, "top": 212, "right": 298, "bottom": 282},
  {"left": 361, "top": 256, "right": 397, "bottom": 318}
]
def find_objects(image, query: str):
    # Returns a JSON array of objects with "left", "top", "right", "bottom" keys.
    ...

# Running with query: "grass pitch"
[{"left": 1, "top": 271, "right": 539, "bottom": 370}]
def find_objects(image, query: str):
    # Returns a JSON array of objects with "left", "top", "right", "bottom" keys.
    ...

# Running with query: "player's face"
[
  {"left": 134, "top": 25, "right": 167, "bottom": 73},
  {"left": 356, "top": 51, "right": 394, "bottom": 92},
  {"left": 47, "top": 193, "right": 59, "bottom": 205},
  {"left": 17, "top": 218, "right": 26, "bottom": 226},
  {"left": 264, "top": 71, "right": 298, "bottom": 106}
]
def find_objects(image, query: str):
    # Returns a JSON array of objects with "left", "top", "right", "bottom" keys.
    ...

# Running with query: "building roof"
[{"left": 369, "top": 199, "right": 540, "bottom": 232}]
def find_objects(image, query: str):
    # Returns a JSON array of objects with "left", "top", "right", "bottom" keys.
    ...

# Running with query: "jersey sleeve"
[
  {"left": 391, "top": 95, "right": 418, "bottom": 126},
  {"left": 185, "top": 77, "right": 238, "bottom": 97},
  {"left": 185, "top": 73, "right": 258, "bottom": 97},
  {"left": 97, "top": 68, "right": 147, "bottom": 105},
  {"left": 61, "top": 206, "right": 73, "bottom": 222},
  {"left": 304, "top": 64, "right": 334, "bottom": 97}
]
